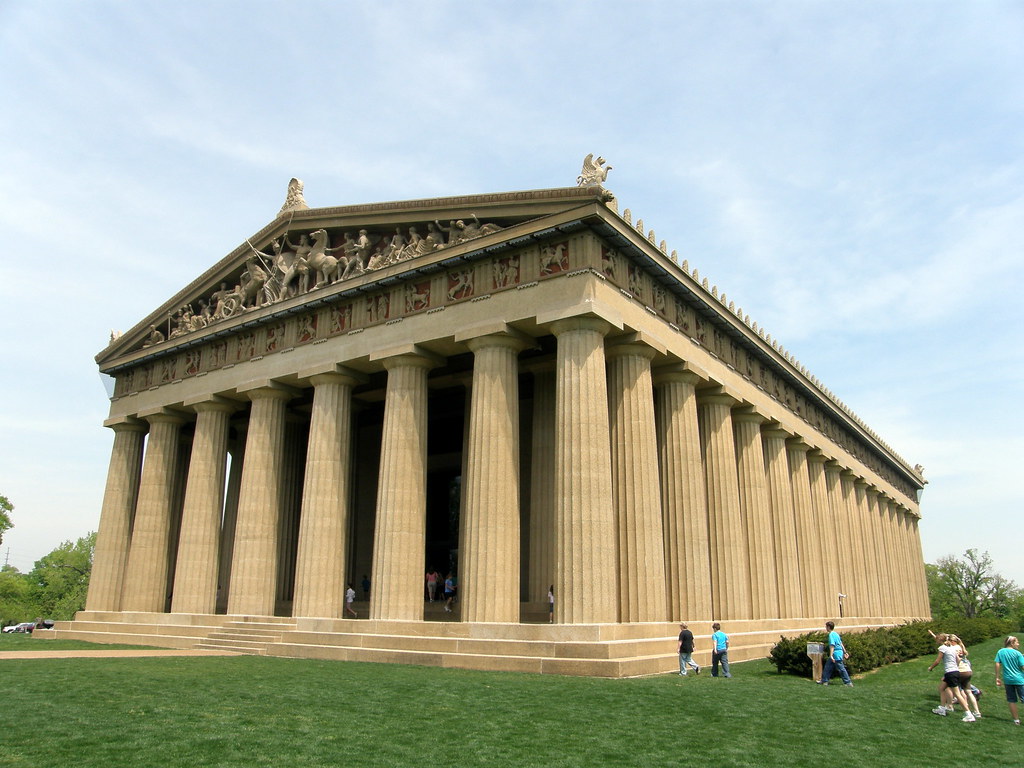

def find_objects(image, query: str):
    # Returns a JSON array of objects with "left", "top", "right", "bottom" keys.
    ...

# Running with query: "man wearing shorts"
[{"left": 995, "top": 635, "right": 1024, "bottom": 726}]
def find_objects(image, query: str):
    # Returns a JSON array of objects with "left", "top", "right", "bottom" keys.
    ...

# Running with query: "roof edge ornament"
[
  {"left": 576, "top": 153, "right": 614, "bottom": 200},
  {"left": 277, "top": 177, "right": 310, "bottom": 217}
]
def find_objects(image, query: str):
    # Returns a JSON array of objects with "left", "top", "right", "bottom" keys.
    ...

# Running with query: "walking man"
[
  {"left": 711, "top": 622, "right": 731, "bottom": 678},
  {"left": 677, "top": 623, "right": 700, "bottom": 676},
  {"left": 817, "top": 620, "right": 853, "bottom": 686}
]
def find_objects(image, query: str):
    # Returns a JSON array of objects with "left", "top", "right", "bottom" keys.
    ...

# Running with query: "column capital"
[
  {"left": 465, "top": 331, "right": 533, "bottom": 354},
  {"left": 138, "top": 407, "right": 187, "bottom": 425},
  {"left": 309, "top": 370, "right": 365, "bottom": 389},
  {"left": 605, "top": 340, "right": 657, "bottom": 362},
  {"left": 807, "top": 449, "right": 830, "bottom": 465},
  {"left": 731, "top": 406, "right": 766, "bottom": 425},
  {"left": 104, "top": 417, "right": 147, "bottom": 433},
  {"left": 785, "top": 437, "right": 811, "bottom": 453},
  {"left": 696, "top": 387, "right": 739, "bottom": 408},
  {"left": 549, "top": 316, "right": 612, "bottom": 338},
  {"left": 380, "top": 351, "right": 442, "bottom": 372},
  {"left": 761, "top": 424, "right": 793, "bottom": 441},
  {"left": 236, "top": 380, "right": 301, "bottom": 401},
  {"left": 184, "top": 394, "right": 241, "bottom": 414}
]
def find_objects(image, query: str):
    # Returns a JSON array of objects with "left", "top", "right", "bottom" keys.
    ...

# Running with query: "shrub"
[{"left": 768, "top": 617, "right": 1014, "bottom": 677}]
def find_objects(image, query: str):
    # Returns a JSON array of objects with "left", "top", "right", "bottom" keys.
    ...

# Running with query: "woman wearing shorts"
[{"left": 928, "top": 633, "right": 975, "bottom": 721}]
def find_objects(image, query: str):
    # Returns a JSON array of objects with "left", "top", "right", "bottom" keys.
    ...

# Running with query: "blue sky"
[{"left": 1, "top": 1, "right": 1021, "bottom": 586}]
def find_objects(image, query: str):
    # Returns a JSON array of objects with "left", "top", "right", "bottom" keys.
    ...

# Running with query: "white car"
[{"left": 2, "top": 622, "right": 36, "bottom": 633}]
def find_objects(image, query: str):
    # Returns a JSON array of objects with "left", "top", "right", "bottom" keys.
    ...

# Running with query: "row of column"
[{"left": 87, "top": 317, "right": 929, "bottom": 624}]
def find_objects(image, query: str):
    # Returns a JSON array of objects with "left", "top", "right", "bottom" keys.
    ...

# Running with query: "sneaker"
[
  {"left": 932, "top": 707, "right": 947, "bottom": 716},
  {"left": 694, "top": 665, "right": 700, "bottom": 675},
  {"left": 679, "top": 672, "right": 686, "bottom": 676},
  {"left": 844, "top": 682, "right": 853, "bottom": 687},
  {"left": 972, "top": 712, "right": 981, "bottom": 718},
  {"left": 815, "top": 681, "right": 824, "bottom": 685},
  {"left": 962, "top": 712, "right": 976, "bottom": 722}
]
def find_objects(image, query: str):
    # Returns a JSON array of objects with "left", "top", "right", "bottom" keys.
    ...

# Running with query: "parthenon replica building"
[{"left": 56, "top": 161, "right": 929, "bottom": 676}]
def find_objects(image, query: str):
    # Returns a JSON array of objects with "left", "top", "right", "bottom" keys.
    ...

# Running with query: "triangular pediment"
[{"left": 98, "top": 186, "right": 615, "bottom": 368}]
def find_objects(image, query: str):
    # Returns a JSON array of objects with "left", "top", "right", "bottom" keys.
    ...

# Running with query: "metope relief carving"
[
  {"left": 539, "top": 242, "right": 569, "bottom": 276},
  {"left": 492, "top": 255, "right": 520, "bottom": 290},
  {"left": 296, "top": 313, "right": 318, "bottom": 344},
  {"left": 367, "top": 293, "right": 391, "bottom": 324},
  {"left": 447, "top": 268, "right": 474, "bottom": 301},
  {"left": 145, "top": 215, "right": 504, "bottom": 350},
  {"left": 406, "top": 282, "right": 430, "bottom": 313},
  {"left": 329, "top": 304, "right": 354, "bottom": 335}
]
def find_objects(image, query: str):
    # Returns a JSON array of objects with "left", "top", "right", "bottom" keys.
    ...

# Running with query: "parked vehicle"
[{"left": 2, "top": 622, "right": 36, "bottom": 634}]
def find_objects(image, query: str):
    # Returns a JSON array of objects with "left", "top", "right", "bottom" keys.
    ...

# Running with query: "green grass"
[
  {"left": 0, "top": 633, "right": 158, "bottom": 651},
  {"left": 0, "top": 637, "right": 1019, "bottom": 767}
]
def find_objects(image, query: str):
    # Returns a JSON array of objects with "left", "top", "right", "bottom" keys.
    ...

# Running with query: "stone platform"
[{"left": 42, "top": 610, "right": 906, "bottom": 677}]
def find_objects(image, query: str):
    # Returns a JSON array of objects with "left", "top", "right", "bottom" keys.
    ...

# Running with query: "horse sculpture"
[{"left": 307, "top": 229, "right": 341, "bottom": 288}]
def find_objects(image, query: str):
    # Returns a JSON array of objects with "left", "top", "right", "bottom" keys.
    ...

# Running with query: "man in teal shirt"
[
  {"left": 995, "top": 635, "right": 1024, "bottom": 726},
  {"left": 817, "top": 621, "right": 853, "bottom": 686},
  {"left": 710, "top": 622, "right": 731, "bottom": 678}
]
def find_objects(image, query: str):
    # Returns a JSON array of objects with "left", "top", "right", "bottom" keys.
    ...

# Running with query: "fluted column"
[
  {"left": 528, "top": 367, "right": 556, "bottom": 604},
  {"left": 908, "top": 512, "right": 929, "bottom": 617},
  {"left": 551, "top": 317, "right": 616, "bottom": 624},
  {"left": 171, "top": 400, "right": 234, "bottom": 614},
  {"left": 808, "top": 453, "right": 840, "bottom": 617},
  {"left": 824, "top": 462, "right": 851, "bottom": 617},
  {"left": 227, "top": 387, "right": 293, "bottom": 616},
  {"left": 788, "top": 439, "right": 827, "bottom": 618},
  {"left": 86, "top": 421, "right": 146, "bottom": 612},
  {"left": 370, "top": 353, "right": 435, "bottom": 621},
  {"left": 121, "top": 412, "right": 185, "bottom": 612},
  {"left": 866, "top": 489, "right": 892, "bottom": 617},
  {"left": 838, "top": 470, "right": 867, "bottom": 616},
  {"left": 886, "top": 499, "right": 910, "bottom": 617},
  {"left": 654, "top": 368, "right": 712, "bottom": 622},
  {"left": 460, "top": 334, "right": 527, "bottom": 623},
  {"left": 697, "top": 391, "right": 749, "bottom": 620},
  {"left": 292, "top": 372, "right": 359, "bottom": 618},
  {"left": 763, "top": 426, "right": 801, "bottom": 618},
  {"left": 216, "top": 426, "right": 245, "bottom": 613},
  {"left": 732, "top": 410, "right": 778, "bottom": 620},
  {"left": 607, "top": 341, "right": 667, "bottom": 622},
  {"left": 853, "top": 480, "right": 880, "bottom": 617}
]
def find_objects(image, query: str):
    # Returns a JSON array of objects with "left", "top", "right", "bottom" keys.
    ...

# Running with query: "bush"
[{"left": 768, "top": 617, "right": 1015, "bottom": 677}]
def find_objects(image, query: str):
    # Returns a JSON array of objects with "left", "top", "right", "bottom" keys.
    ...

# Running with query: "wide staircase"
[{"left": 43, "top": 607, "right": 851, "bottom": 677}]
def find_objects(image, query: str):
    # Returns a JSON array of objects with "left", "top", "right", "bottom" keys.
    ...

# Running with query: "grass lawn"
[{"left": 0, "top": 636, "right": 1018, "bottom": 768}]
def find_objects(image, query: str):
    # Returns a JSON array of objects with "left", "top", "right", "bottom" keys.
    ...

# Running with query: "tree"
[
  {"left": 0, "top": 564, "right": 33, "bottom": 627},
  {"left": 0, "top": 494, "right": 12, "bottom": 546},
  {"left": 927, "top": 549, "right": 1020, "bottom": 619},
  {"left": 26, "top": 532, "right": 96, "bottom": 620}
]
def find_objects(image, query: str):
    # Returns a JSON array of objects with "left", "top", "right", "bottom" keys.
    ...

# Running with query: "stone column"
[
  {"left": 171, "top": 400, "right": 235, "bottom": 615},
  {"left": 763, "top": 426, "right": 801, "bottom": 618},
  {"left": 461, "top": 334, "right": 527, "bottom": 623},
  {"left": 697, "top": 391, "right": 750, "bottom": 620},
  {"left": 216, "top": 425, "right": 245, "bottom": 613},
  {"left": 732, "top": 410, "right": 778, "bottom": 620},
  {"left": 838, "top": 470, "right": 867, "bottom": 617},
  {"left": 654, "top": 368, "right": 712, "bottom": 622},
  {"left": 227, "top": 386, "right": 293, "bottom": 616},
  {"left": 866, "top": 489, "right": 892, "bottom": 617},
  {"left": 292, "top": 372, "right": 359, "bottom": 618},
  {"left": 551, "top": 317, "right": 616, "bottom": 624},
  {"left": 788, "top": 439, "right": 827, "bottom": 618},
  {"left": 121, "top": 411, "right": 185, "bottom": 613},
  {"left": 886, "top": 499, "right": 910, "bottom": 617},
  {"left": 607, "top": 341, "right": 667, "bottom": 622},
  {"left": 808, "top": 452, "right": 840, "bottom": 617},
  {"left": 824, "top": 462, "right": 851, "bottom": 617},
  {"left": 528, "top": 367, "right": 556, "bottom": 604},
  {"left": 370, "top": 353, "right": 435, "bottom": 621},
  {"left": 86, "top": 421, "right": 146, "bottom": 612},
  {"left": 853, "top": 480, "right": 881, "bottom": 617},
  {"left": 908, "top": 513, "right": 930, "bottom": 617}
]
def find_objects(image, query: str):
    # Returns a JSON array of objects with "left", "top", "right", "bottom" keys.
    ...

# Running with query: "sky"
[{"left": 1, "top": 1, "right": 1021, "bottom": 587}]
